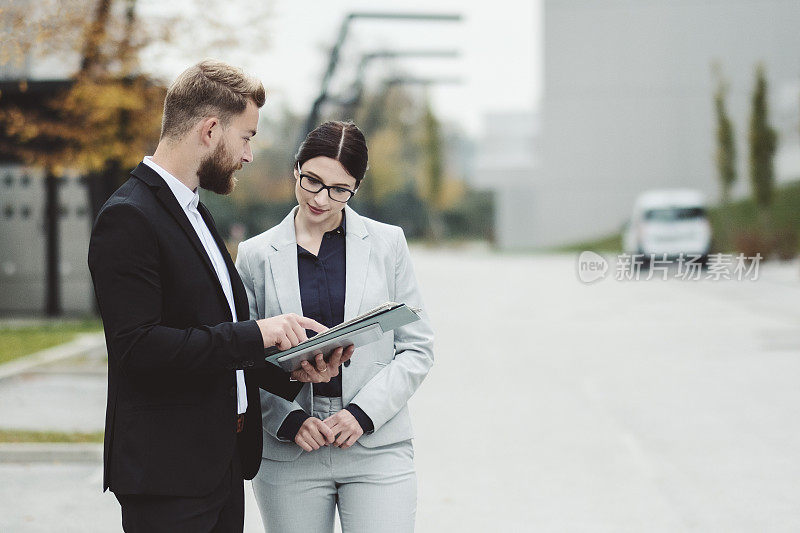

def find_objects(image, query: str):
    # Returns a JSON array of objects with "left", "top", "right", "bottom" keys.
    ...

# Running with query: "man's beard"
[{"left": 197, "top": 141, "right": 242, "bottom": 195}]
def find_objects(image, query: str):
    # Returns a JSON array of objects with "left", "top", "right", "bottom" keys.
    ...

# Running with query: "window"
[{"left": 643, "top": 207, "right": 706, "bottom": 221}]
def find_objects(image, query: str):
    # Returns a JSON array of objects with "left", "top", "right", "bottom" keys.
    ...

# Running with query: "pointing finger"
[{"left": 297, "top": 316, "right": 327, "bottom": 335}]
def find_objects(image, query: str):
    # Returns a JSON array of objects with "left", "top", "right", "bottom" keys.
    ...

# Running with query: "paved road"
[
  {"left": 1, "top": 251, "right": 799, "bottom": 532},
  {"left": 412, "top": 251, "right": 800, "bottom": 532}
]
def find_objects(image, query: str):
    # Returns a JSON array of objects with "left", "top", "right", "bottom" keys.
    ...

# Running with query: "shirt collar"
[
  {"left": 296, "top": 214, "right": 346, "bottom": 257},
  {"left": 332, "top": 214, "right": 346, "bottom": 235},
  {"left": 314, "top": 212, "right": 347, "bottom": 237},
  {"left": 142, "top": 156, "right": 199, "bottom": 211}
]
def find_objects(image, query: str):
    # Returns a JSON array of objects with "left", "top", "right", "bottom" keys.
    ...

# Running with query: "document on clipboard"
[{"left": 264, "top": 302, "right": 421, "bottom": 372}]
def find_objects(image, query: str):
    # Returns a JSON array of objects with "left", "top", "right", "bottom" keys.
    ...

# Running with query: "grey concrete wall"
[
  {"left": 0, "top": 165, "right": 93, "bottom": 314},
  {"left": 527, "top": 0, "right": 800, "bottom": 248}
]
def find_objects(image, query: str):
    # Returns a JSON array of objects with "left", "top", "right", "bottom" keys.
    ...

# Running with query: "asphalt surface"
[{"left": 1, "top": 250, "right": 799, "bottom": 532}]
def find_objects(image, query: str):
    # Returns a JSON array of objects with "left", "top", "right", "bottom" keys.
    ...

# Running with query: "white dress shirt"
[{"left": 143, "top": 157, "right": 248, "bottom": 414}]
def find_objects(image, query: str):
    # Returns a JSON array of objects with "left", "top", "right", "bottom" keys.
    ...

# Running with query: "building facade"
[
  {"left": 0, "top": 166, "right": 94, "bottom": 314},
  {"left": 496, "top": 0, "right": 800, "bottom": 249},
  {"left": 1, "top": 45, "right": 93, "bottom": 314},
  {"left": 473, "top": 111, "right": 540, "bottom": 248}
]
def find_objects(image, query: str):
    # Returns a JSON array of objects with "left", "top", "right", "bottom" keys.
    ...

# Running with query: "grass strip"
[
  {"left": 0, "top": 429, "right": 104, "bottom": 443},
  {"left": 555, "top": 180, "right": 800, "bottom": 254},
  {"left": 0, "top": 319, "right": 102, "bottom": 366}
]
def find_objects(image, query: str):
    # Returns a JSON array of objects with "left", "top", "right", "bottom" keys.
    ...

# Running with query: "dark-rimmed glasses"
[{"left": 296, "top": 164, "right": 356, "bottom": 203}]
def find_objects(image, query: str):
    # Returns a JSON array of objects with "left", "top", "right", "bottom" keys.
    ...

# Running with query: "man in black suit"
[{"left": 88, "top": 60, "right": 351, "bottom": 532}]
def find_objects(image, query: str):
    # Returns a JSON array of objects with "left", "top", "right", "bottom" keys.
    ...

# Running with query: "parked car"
[{"left": 622, "top": 189, "right": 712, "bottom": 262}]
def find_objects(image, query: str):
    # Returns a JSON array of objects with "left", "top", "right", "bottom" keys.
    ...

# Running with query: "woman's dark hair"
[{"left": 295, "top": 121, "right": 368, "bottom": 187}]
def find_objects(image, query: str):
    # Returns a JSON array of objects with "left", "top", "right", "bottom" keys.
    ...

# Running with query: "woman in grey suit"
[{"left": 235, "top": 121, "right": 434, "bottom": 533}]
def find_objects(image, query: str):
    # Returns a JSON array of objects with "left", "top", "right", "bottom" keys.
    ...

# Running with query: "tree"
[
  {"left": 1, "top": 0, "right": 164, "bottom": 315},
  {"left": 0, "top": 0, "right": 271, "bottom": 315},
  {"left": 420, "top": 95, "right": 444, "bottom": 240},
  {"left": 748, "top": 63, "right": 777, "bottom": 228},
  {"left": 712, "top": 63, "right": 736, "bottom": 207},
  {"left": 352, "top": 82, "right": 420, "bottom": 220}
]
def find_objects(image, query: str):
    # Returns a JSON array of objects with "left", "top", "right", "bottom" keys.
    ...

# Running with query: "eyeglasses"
[{"left": 296, "top": 165, "right": 356, "bottom": 203}]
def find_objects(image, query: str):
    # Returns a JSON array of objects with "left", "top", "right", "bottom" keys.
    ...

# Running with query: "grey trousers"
[{"left": 252, "top": 396, "right": 416, "bottom": 533}]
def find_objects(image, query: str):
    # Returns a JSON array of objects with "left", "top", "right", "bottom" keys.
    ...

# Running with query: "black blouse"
[{"left": 277, "top": 219, "right": 374, "bottom": 441}]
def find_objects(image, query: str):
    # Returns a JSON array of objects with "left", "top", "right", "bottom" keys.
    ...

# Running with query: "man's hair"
[{"left": 160, "top": 59, "right": 266, "bottom": 140}]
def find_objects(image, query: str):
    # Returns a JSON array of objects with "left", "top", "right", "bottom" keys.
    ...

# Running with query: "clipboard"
[{"left": 264, "top": 302, "right": 421, "bottom": 372}]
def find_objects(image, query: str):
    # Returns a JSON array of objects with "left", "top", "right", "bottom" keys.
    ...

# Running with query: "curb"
[
  {"left": 0, "top": 333, "right": 106, "bottom": 381},
  {"left": 0, "top": 443, "right": 102, "bottom": 464}
]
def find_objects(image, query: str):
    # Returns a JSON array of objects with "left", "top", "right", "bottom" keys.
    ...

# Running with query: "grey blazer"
[{"left": 235, "top": 205, "right": 434, "bottom": 461}]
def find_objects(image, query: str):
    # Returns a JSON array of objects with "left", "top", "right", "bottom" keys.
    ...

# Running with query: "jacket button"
[{"left": 344, "top": 360, "right": 351, "bottom": 368}]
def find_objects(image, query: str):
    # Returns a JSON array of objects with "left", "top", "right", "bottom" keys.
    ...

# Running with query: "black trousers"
[{"left": 115, "top": 445, "right": 244, "bottom": 533}]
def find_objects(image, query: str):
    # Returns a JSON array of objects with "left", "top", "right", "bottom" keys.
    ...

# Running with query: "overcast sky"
[{"left": 140, "top": 0, "right": 540, "bottom": 137}]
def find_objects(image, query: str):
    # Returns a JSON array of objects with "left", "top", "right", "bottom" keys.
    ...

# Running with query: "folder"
[{"left": 264, "top": 302, "right": 421, "bottom": 372}]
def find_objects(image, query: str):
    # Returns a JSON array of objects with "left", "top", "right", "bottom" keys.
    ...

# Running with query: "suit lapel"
[
  {"left": 131, "top": 164, "right": 230, "bottom": 318},
  {"left": 132, "top": 164, "right": 218, "bottom": 282},
  {"left": 197, "top": 202, "right": 242, "bottom": 321},
  {"left": 269, "top": 208, "right": 304, "bottom": 316},
  {"left": 265, "top": 206, "right": 370, "bottom": 320},
  {"left": 156, "top": 189, "right": 221, "bottom": 283},
  {"left": 343, "top": 205, "right": 370, "bottom": 321}
]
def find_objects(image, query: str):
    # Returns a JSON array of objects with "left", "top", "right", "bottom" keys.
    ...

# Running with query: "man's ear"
[{"left": 197, "top": 116, "right": 220, "bottom": 148}]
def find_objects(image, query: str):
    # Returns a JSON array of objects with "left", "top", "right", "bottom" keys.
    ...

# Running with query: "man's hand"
[
  {"left": 256, "top": 313, "right": 325, "bottom": 349},
  {"left": 289, "top": 345, "right": 355, "bottom": 383},
  {"left": 295, "top": 417, "right": 335, "bottom": 452},
  {"left": 323, "top": 409, "right": 364, "bottom": 449}
]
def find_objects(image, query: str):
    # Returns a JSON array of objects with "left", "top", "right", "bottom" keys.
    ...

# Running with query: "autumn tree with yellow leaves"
[{"left": 0, "top": 0, "right": 272, "bottom": 314}]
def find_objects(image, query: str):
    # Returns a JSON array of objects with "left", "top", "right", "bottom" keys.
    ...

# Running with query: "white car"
[{"left": 622, "top": 189, "right": 712, "bottom": 262}]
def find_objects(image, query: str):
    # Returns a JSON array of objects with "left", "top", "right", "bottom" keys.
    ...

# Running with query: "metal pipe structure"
[
  {"left": 358, "top": 75, "right": 463, "bottom": 136},
  {"left": 337, "top": 49, "right": 460, "bottom": 119},
  {"left": 300, "top": 12, "right": 461, "bottom": 144},
  {"left": 383, "top": 76, "right": 463, "bottom": 87}
]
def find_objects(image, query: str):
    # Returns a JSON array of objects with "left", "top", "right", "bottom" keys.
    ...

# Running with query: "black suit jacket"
[{"left": 88, "top": 163, "right": 301, "bottom": 496}]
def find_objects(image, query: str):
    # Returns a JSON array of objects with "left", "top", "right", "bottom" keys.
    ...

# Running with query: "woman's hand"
[
  {"left": 295, "top": 417, "right": 335, "bottom": 452},
  {"left": 290, "top": 346, "right": 354, "bottom": 383},
  {"left": 323, "top": 409, "right": 364, "bottom": 449}
]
